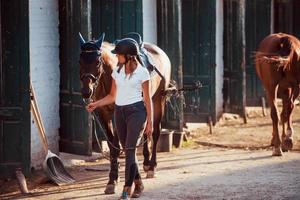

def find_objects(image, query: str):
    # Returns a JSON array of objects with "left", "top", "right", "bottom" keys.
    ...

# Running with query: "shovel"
[{"left": 30, "top": 83, "right": 75, "bottom": 185}]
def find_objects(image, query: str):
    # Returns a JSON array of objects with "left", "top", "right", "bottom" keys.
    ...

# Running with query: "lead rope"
[
  {"left": 92, "top": 118, "right": 111, "bottom": 160},
  {"left": 82, "top": 99, "right": 148, "bottom": 153}
]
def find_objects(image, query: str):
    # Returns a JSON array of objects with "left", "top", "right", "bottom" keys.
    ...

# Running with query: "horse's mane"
[
  {"left": 255, "top": 33, "right": 300, "bottom": 70},
  {"left": 100, "top": 42, "right": 118, "bottom": 71}
]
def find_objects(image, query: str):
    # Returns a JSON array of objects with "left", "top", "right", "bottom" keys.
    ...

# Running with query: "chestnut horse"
[
  {"left": 79, "top": 33, "right": 171, "bottom": 193},
  {"left": 255, "top": 33, "right": 300, "bottom": 156}
]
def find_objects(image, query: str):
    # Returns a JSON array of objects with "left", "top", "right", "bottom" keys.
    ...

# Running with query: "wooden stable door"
[
  {"left": 0, "top": 1, "right": 30, "bottom": 178},
  {"left": 59, "top": 1, "right": 92, "bottom": 155},
  {"left": 223, "top": 0, "right": 246, "bottom": 116},
  {"left": 91, "top": 0, "right": 143, "bottom": 43},
  {"left": 181, "top": 0, "right": 216, "bottom": 123},
  {"left": 245, "top": 0, "right": 271, "bottom": 106},
  {"left": 274, "top": 0, "right": 300, "bottom": 39}
]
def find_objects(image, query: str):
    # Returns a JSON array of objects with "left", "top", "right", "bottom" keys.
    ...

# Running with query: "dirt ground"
[
  {"left": 189, "top": 105, "right": 300, "bottom": 151},
  {"left": 1, "top": 105, "right": 300, "bottom": 199}
]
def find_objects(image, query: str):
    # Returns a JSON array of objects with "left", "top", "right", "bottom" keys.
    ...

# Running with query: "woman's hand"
[
  {"left": 85, "top": 101, "right": 99, "bottom": 113},
  {"left": 144, "top": 121, "right": 153, "bottom": 136}
]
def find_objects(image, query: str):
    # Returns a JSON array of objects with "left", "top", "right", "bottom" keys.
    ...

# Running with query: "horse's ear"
[
  {"left": 79, "top": 32, "right": 86, "bottom": 47},
  {"left": 95, "top": 33, "right": 105, "bottom": 49}
]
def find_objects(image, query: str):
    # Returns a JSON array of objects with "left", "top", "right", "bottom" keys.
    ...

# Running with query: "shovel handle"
[{"left": 30, "top": 83, "right": 49, "bottom": 153}]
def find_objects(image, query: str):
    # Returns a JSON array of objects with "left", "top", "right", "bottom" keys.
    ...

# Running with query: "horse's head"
[{"left": 79, "top": 32, "right": 105, "bottom": 99}]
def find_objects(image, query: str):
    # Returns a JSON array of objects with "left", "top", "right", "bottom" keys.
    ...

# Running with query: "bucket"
[
  {"left": 173, "top": 131, "right": 184, "bottom": 148},
  {"left": 157, "top": 129, "right": 174, "bottom": 152}
]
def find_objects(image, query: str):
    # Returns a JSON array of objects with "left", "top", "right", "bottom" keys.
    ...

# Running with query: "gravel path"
[
  {"left": 2, "top": 106, "right": 300, "bottom": 199},
  {"left": 2, "top": 147, "right": 299, "bottom": 200}
]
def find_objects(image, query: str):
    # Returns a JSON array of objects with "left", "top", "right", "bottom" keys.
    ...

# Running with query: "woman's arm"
[
  {"left": 142, "top": 80, "right": 153, "bottom": 136},
  {"left": 86, "top": 79, "right": 117, "bottom": 113}
]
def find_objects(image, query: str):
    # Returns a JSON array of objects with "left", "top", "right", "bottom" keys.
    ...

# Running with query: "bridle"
[{"left": 80, "top": 49, "right": 104, "bottom": 96}]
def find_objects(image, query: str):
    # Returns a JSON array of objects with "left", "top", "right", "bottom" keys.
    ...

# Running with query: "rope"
[
  {"left": 82, "top": 99, "right": 148, "bottom": 153},
  {"left": 92, "top": 118, "right": 110, "bottom": 160}
]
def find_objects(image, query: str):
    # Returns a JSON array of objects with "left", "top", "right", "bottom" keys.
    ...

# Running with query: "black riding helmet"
[
  {"left": 111, "top": 38, "right": 139, "bottom": 55},
  {"left": 111, "top": 38, "right": 144, "bottom": 66}
]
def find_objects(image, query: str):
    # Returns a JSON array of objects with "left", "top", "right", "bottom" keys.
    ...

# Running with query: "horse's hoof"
[
  {"left": 272, "top": 147, "right": 283, "bottom": 156},
  {"left": 282, "top": 137, "right": 293, "bottom": 151},
  {"left": 146, "top": 170, "right": 155, "bottom": 178},
  {"left": 143, "top": 165, "right": 150, "bottom": 172},
  {"left": 104, "top": 183, "right": 116, "bottom": 194}
]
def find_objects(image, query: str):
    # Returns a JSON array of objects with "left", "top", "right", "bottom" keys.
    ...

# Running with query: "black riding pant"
[{"left": 114, "top": 101, "right": 147, "bottom": 187}]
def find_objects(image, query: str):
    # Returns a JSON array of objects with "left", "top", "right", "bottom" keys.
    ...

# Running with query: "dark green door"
[
  {"left": 274, "top": 0, "right": 293, "bottom": 35},
  {"left": 245, "top": 0, "right": 271, "bottom": 105},
  {"left": 157, "top": 0, "right": 184, "bottom": 130},
  {"left": 0, "top": 1, "right": 30, "bottom": 178},
  {"left": 292, "top": 0, "right": 300, "bottom": 38},
  {"left": 59, "top": 1, "right": 92, "bottom": 155},
  {"left": 91, "top": 0, "right": 143, "bottom": 43},
  {"left": 90, "top": 0, "right": 143, "bottom": 139},
  {"left": 274, "top": 0, "right": 300, "bottom": 38},
  {"left": 223, "top": 0, "right": 246, "bottom": 116},
  {"left": 182, "top": 0, "right": 216, "bottom": 123}
]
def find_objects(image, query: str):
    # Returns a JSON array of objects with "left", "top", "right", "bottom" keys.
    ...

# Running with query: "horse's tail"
[
  {"left": 255, "top": 52, "right": 289, "bottom": 80},
  {"left": 255, "top": 55, "right": 263, "bottom": 81},
  {"left": 255, "top": 52, "right": 289, "bottom": 66},
  {"left": 255, "top": 35, "right": 292, "bottom": 71}
]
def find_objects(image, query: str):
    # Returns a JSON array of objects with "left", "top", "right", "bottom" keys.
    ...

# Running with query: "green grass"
[{"left": 181, "top": 139, "right": 195, "bottom": 148}]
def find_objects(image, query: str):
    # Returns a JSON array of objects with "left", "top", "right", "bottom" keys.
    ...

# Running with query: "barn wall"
[
  {"left": 142, "top": 0, "right": 157, "bottom": 44},
  {"left": 29, "top": 0, "right": 60, "bottom": 169},
  {"left": 215, "top": 0, "right": 224, "bottom": 119}
]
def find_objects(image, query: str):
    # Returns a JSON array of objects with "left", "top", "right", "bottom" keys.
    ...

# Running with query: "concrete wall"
[
  {"left": 29, "top": 0, "right": 60, "bottom": 169},
  {"left": 142, "top": 0, "right": 157, "bottom": 44},
  {"left": 215, "top": 0, "right": 224, "bottom": 119}
]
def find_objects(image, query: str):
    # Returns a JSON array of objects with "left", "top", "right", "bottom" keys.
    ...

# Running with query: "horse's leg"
[
  {"left": 282, "top": 86, "right": 299, "bottom": 151},
  {"left": 146, "top": 95, "right": 165, "bottom": 178},
  {"left": 266, "top": 85, "right": 282, "bottom": 156},
  {"left": 97, "top": 112, "right": 120, "bottom": 194},
  {"left": 142, "top": 95, "right": 162, "bottom": 173},
  {"left": 146, "top": 118, "right": 161, "bottom": 178},
  {"left": 280, "top": 88, "right": 291, "bottom": 151},
  {"left": 142, "top": 134, "right": 150, "bottom": 172}
]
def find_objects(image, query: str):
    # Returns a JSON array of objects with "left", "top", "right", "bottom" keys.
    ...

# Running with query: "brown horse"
[
  {"left": 79, "top": 33, "right": 171, "bottom": 192},
  {"left": 255, "top": 33, "right": 300, "bottom": 156}
]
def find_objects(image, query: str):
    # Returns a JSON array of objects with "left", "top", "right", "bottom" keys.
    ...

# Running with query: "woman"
[{"left": 86, "top": 38, "right": 153, "bottom": 199}]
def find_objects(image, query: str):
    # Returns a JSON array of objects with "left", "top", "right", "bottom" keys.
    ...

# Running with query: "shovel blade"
[{"left": 43, "top": 153, "right": 75, "bottom": 185}]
